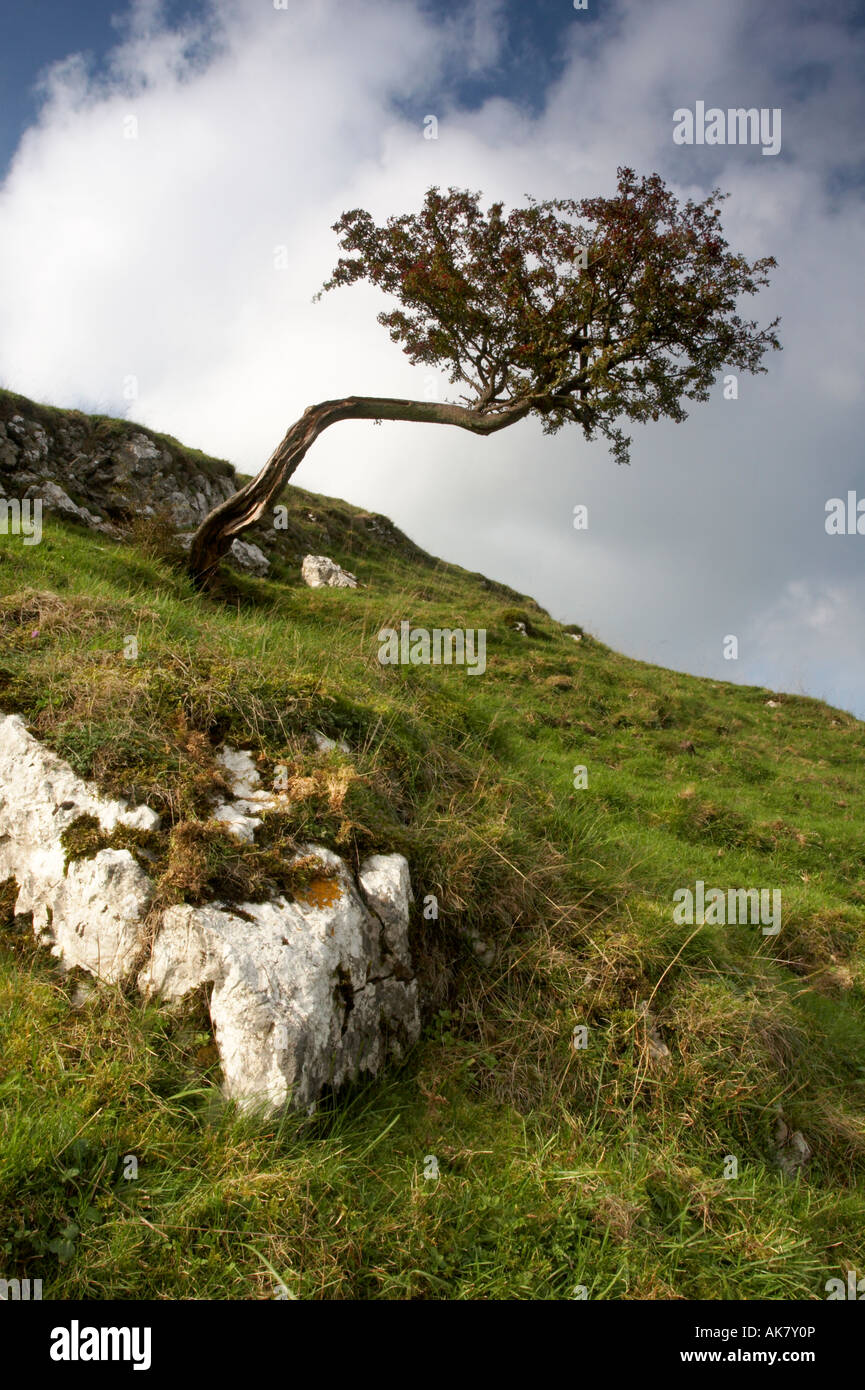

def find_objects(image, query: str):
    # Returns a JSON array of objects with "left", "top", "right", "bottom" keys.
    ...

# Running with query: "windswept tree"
[{"left": 188, "top": 167, "right": 780, "bottom": 583}]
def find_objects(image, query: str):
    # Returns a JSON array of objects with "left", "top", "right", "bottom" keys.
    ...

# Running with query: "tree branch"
[{"left": 188, "top": 394, "right": 532, "bottom": 585}]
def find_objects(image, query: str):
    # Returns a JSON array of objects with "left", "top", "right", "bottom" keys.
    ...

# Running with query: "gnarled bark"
[{"left": 187, "top": 395, "right": 531, "bottom": 585}]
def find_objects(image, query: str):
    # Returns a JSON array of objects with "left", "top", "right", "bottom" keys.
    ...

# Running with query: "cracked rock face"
[
  {"left": 0, "top": 405, "right": 237, "bottom": 530},
  {"left": 0, "top": 717, "right": 419, "bottom": 1111},
  {"left": 24, "top": 480, "right": 114, "bottom": 535},
  {"left": 141, "top": 846, "right": 419, "bottom": 1112}
]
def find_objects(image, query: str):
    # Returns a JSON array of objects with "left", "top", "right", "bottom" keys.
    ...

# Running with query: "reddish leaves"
[{"left": 316, "top": 167, "right": 780, "bottom": 463}]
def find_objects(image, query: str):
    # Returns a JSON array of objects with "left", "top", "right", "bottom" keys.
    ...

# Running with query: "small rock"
[
  {"left": 29, "top": 481, "right": 91, "bottom": 523},
  {"left": 301, "top": 555, "right": 358, "bottom": 589},
  {"left": 216, "top": 746, "right": 261, "bottom": 799},
  {"left": 120, "top": 433, "right": 162, "bottom": 467},
  {"left": 468, "top": 931, "right": 495, "bottom": 966},
  {"left": 313, "top": 730, "right": 349, "bottom": 754},
  {"left": 638, "top": 1001, "right": 671, "bottom": 1066},
  {"left": 774, "top": 1111, "right": 812, "bottom": 1176},
  {"left": 229, "top": 538, "right": 270, "bottom": 577},
  {"left": 70, "top": 979, "right": 95, "bottom": 1009},
  {"left": 212, "top": 803, "right": 261, "bottom": 843},
  {"left": 25, "top": 481, "right": 115, "bottom": 535}
]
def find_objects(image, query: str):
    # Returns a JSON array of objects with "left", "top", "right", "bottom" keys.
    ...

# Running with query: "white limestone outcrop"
[
  {"left": 0, "top": 714, "right": 157, "bottom": 981},
  {"left": 140, "top": 846, "right": 419, "bottom": 1112},
  {"left": 0, "top": 716, "right": 419, "bottom": 1112}
]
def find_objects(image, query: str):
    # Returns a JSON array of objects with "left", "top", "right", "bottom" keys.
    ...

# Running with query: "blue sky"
[
  {"left": 0, "top": 0, "right": 596, "bottom": 177},
  {"left": 412, "top": 0, "right": 598, "bottom": 115},
  {"left": 1, "top": 0, "right": 864, "bottom": 717},
  {"left": 0, "top": 1, "right": 197, "bottom": 174}
]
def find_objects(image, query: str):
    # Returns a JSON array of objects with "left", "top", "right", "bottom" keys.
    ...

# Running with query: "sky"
[{"left": 0, "top": 0, "right": 863, "bottom": 717}]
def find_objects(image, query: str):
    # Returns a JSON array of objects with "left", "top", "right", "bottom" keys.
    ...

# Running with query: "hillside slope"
[{"left": 1, "top": 397, "right": 864, "bottom": 1300}]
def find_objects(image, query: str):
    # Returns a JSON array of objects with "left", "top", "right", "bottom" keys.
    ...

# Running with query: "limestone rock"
[
  {"left": 0, "top": 713, "right": 159, "bottom": 981},
  {"left": 6, "top": 415, "right": 49, "bottom": 465},
  {"left": 313, "top": 730, "right": 349, "bottom": 754},
  {"left": 25, "top": 480, "right": 112, "bottom": 534},
  {"left": 301, "top": 555, "right": 358, "bottom": 589},
  {"left": 49, "top": 849, "right": 153, "bottom": 980},
  {"left": 0, "top": 395, "right": 237, "bottom": 533},
  {"left": 216, "top": 746, "right": 262, "bottom": 799},
  {"left": 228, "top": 539, "right": 270, "bottom": 577},
  {"left": 358, "top": 853, "right": 414, "bottom": 972},
  {"left": 211, "top": 802, "right": 262, "bottom": 843},
  {"left": 179, "top": 534, "right": 275, "bottom": 578},
  {"left": 212, "top": 745, "right": 287, "bottom": 838},
  {"left": 141, "top": 847, "right": 420, "bottom": 1112},
  {"left": 0, "top": 718, "right": 420, "bottom": 1111}
]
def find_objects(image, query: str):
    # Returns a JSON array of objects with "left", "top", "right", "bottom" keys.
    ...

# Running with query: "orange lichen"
[{"left": 293, "top": 876, "right": 343, "bottom": 910}]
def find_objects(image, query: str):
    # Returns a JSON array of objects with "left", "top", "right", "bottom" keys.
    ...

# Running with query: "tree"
[{"left": 188, "top": 166, "right": 780, "bottom": 584}]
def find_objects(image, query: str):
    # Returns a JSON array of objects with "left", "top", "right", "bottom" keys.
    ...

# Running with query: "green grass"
[{"left": 1, "top": 452, "right": 864, "bottom": 1300}]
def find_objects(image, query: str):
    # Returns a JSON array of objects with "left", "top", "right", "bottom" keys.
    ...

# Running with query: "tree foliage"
[{"left": 318, "top": 166, "right": 780, "bottom": 463}]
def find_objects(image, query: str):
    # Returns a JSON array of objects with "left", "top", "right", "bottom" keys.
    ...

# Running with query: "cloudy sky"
[{"left": 1, "top": 0, "right": 863, "bottom": 716}]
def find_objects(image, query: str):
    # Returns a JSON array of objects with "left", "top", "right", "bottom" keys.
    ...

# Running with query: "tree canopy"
[
  {"left": 317, "top": 166, "right": 780, "bottom": 463},
  {"left": 188, "top": 167, "right": 780, "bottom": 581}
]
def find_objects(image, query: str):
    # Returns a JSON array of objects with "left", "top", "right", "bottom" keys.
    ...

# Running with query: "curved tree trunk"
[{"left": 187, "top": 394, "right": 531, "bottom": 586}]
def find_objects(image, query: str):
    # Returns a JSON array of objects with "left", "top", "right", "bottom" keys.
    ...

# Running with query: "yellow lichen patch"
[{"left": 293, "top": 876, "right": 343, "bottom": 910}]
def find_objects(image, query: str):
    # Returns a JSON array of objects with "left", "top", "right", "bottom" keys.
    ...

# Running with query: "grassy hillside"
[{"left": 1, "top": 435, "right": 864, "bottom": 1300}]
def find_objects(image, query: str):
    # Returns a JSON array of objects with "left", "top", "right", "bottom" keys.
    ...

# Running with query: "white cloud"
[{"left": 740, "top": 578, "right": 865, "bottom": 714}]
